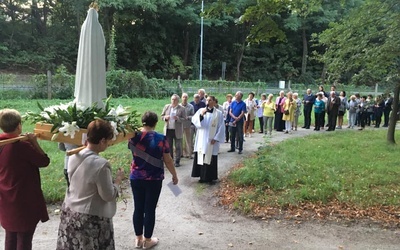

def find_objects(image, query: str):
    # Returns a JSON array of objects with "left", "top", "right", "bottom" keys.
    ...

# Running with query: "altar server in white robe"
[{"left": 191, "top": 95, "right": 225, "bottom": 184}]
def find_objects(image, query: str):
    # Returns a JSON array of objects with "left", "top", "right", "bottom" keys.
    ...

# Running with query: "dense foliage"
[{"left": 0, "top": 0, "right": 361, "bottom": 84}]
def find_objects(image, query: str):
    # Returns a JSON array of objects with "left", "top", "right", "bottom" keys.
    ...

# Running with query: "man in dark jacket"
[
  {"left": 302, "top": 89, "right": 315, "bottom": 129},
  {"left": 326, "top": 91, "right": 340, "bottom": 131},
  {"left": 383, "top": 93, "right": 393, "bottom": 127}
]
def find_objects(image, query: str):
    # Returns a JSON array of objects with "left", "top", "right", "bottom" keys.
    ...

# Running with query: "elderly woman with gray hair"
[
  {"left": 292, "top": 93, "right": 302, "bottom": 131},
  {"left": 282, "top": 92, "right": 297, "bottom": 133}
]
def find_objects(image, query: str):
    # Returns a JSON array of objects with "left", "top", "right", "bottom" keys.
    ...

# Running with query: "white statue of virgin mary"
[{"left": 74, "top": 7, "right": 107, "bottom": 109}]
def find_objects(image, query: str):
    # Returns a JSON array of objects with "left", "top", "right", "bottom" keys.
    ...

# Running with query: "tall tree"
[{"left": 318, "top": 0, "right": 400, "bottom": 144}]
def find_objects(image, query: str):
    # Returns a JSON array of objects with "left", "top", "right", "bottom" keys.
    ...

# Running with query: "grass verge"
[
  {"left": 218, "top": 129, "right": 400, "bottom": 226},
  {"left": 0, "top": 98, "right": 171, "bottom": 202}
]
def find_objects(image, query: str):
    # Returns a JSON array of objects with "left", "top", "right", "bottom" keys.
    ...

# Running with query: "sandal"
[
  {"left": 143, "top": 237, "right": 159, "bottom": 249},
  {"left": 134, "top": 238, "right": 143, "bottom": 249}
]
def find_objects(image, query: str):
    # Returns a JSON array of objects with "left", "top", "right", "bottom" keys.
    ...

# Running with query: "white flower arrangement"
[{"left": 24, "top": 96, "right": 140, "bottom": 139}]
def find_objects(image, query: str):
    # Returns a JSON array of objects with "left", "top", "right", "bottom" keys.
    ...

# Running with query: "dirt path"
[{"left": 2, "top": 128, "right": 400, "bottom": 249}]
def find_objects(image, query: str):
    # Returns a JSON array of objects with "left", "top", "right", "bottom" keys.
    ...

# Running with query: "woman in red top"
[{"left": 0, "top": 109, "right": 50, "bottom": 250}]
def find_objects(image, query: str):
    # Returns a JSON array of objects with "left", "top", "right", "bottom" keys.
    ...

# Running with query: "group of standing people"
[
  {"left": 300, "top": 86, "right": 395, "bottom": 131},
  {"left": 0, "top": 109, "right": 179, "bottom": 250},
  {"left": 160, "top": 89, "right": 226, "bottom": 184},
  {"left": 221, "top": 86, "right": 396, "bottom": 145}
]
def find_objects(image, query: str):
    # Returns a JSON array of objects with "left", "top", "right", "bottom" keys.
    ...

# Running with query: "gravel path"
[{"left": 1, "top": 127, "right": 400, "bottom": 249}]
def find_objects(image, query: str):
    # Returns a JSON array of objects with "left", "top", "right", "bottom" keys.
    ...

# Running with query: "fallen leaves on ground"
[{"left": 217, "top": 164, "right": 400, "bottom": 228}]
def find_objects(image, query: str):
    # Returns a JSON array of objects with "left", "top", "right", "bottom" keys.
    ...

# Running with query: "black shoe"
[
  {"left": 313, "top": 128, "right": 317, "bottom": 131},
  {"left": 228, "top": 149, "right": 235, "bottom": 152},
  {"left": 305, "top": 127, "right": 310, "bottom": 129},
  {"left": 301, "top": 126, "right": 306, "bottom": 128},
  {"left": 174, "top": 163, "right": 180, "bottom": 167},
  {"left": 238, "top": 151, "right": 243, "bottom": 154}
]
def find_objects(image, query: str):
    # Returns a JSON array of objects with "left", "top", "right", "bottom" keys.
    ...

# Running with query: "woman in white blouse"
[{"left": 244, "top": 92, "right": 257, "bottom": 137}]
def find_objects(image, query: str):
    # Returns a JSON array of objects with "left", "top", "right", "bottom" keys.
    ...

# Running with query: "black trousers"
[
  {"left": 360, "top": 112, "right": 368, "bottom": 128},
  {"left": 274, "top": 111, "right": 285, "bottom": 131},
  {"left": 225, "top": 124, "right": 230, "bottom": 142},
  {"left": 383, "top": 109, "right": 391, "bottom": 126},
  {"left": 314, "top": 112, "right": 324, "bottom": 130},
  {"left": 375, "top": 113, "right": 382, "bottom": 127},
  {"left": 303, "top": 105, "right": 312, "bottom": 128},
  {"left": 229, "top": 120, "right": 244, "bottom": 151},
  {"left": 258, "top": 116, "right": 264, "bottom": 133},
  {"left": 327, "top": 111, "right": 338, "bottom": 130}
]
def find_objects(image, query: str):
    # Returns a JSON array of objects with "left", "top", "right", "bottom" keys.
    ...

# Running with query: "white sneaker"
[{"left": 143, "top": 238, "right": 159, "bottom": 249}]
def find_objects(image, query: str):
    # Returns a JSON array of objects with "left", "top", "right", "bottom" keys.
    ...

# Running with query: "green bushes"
[
  {"left": 1, "top": 70, "right": 382, "bottom": 100},
  {"left": 106, "top": 70, "right": 173, "bottom": 98}
]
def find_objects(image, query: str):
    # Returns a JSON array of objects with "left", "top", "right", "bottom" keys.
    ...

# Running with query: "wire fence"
[{"left": 0, "top": 73, "right": 386, "bottom": 99}]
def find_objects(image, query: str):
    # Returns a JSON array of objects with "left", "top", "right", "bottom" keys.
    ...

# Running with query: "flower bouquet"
[{"left": 24, "top": 96, "right": 141, "bottom": 146}]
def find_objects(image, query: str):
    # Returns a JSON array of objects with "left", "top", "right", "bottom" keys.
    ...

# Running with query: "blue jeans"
[
  {"left": 229, "top": 120, "right": 244, "bottom": 151},
  {"left": 130, "top": 179, "right": 162, "bottom": 238}
]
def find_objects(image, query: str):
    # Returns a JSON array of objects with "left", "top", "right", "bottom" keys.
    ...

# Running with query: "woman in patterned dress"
[{"left": 57, "top": 120, "right": 123, "bottom": 250}]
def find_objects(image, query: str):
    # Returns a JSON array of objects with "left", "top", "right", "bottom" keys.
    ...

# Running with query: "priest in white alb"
[{"left": 191, "top": 95, "right": 225, "bottom": 184}]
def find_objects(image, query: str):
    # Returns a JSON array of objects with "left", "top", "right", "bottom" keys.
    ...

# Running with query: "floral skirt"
[{"left": 56, "top": 204, "right": 115, "bottom": 250}]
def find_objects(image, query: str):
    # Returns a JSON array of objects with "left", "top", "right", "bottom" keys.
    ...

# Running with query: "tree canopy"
[
  {"left": 0, "top": 0, "right": 349, "bottom": 83},
  {"left": 316, "top": 0, "right": 400, "bottom": 143}
]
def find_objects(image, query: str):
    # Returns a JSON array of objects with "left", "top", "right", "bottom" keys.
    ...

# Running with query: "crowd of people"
[
  {"left": 163, "top": 87, "right": 396, "bottom": 176},
  {"left": 0, "top": 86, "right": 396, "bottom": 250}
]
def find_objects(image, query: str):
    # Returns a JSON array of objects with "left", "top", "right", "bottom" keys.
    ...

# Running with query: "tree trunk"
[
  {"left": 183, "top": 30, "right": 190, "bottom": 66},
  {"left": 301, "top": 28, "right": 308, "bottom": 75},
  {"left": 387, "top": 83, "right": 400, "bottom": 144},
  {"left": 321, "top": 63, "right": 327, "bottom": 85},
  {"left": 42, "top": 0, "right": 48, "bottom": 35},
  {"left": 236, "top": 42, "right": 245, "bottom": 82}
]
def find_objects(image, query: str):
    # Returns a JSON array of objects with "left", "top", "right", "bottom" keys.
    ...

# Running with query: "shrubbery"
[{"left": 0, "top": 69, "right": 380, "bottom": 100}]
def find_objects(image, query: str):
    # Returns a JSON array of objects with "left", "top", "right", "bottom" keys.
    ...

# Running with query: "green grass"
[
  {"left": 0, "top": 98, "right": 172, "bottom": 203},
  {"left": 229, "top": 130, "right": 400, "bottom": 210},
  {"left": 0, "top": 96, "right": 357, "bottom": 204}
]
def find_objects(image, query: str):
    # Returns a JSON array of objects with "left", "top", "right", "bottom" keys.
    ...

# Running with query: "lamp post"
[{"left": 199, "top": 0, "right": 204, "bottom": 81}]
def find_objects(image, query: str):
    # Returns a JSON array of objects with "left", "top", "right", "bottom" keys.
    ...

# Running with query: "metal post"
[
  {"left": 47, "top": 70, "right": 52, "bottom": 100},
  {"left": 199, "top": 0, "right": 204, "bottom": 81}
]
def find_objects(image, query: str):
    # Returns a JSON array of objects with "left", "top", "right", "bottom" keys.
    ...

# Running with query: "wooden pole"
[
  {"left": 66, "top": 145, "right": 86, "bottom": 156},
  {"left": 0, "top": 135, "right": 29, "bottom": 147}
]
